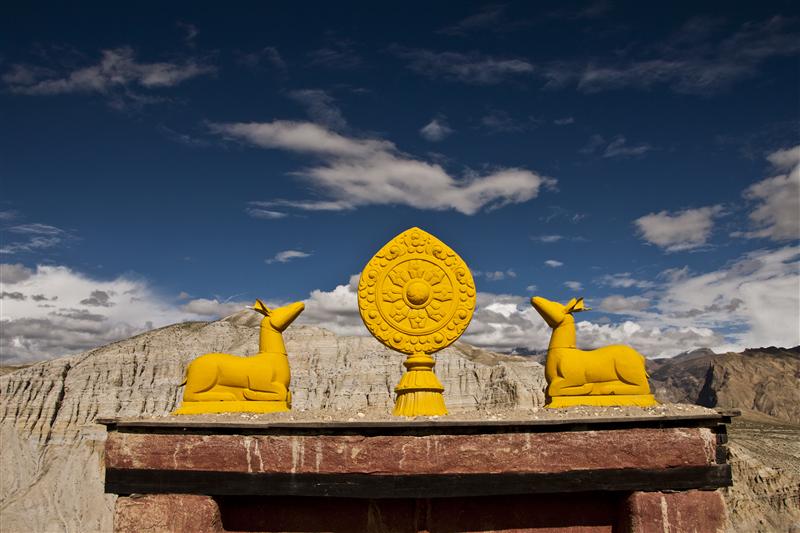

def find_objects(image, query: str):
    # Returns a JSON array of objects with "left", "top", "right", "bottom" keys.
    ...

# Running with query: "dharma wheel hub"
[{"left": 358, "top": 227, "right": 476, "bottom": 416}]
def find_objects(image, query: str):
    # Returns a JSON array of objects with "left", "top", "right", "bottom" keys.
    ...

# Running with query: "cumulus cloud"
[
  {"left": 419, "top": 116, "right": 453, "bottom": 142},
  {"left": 564, "top": 281, "right": 583, "bottom": 291},
  {"left": 392, "top": 47, "right": 534, "bottom": 85},
  {"left": 544, "top": 259, "right": 563, "bottom": 267},
  {"left": 736, "top": 144, "right": 800, "bottom": 241},
  {"left": 657, "top": 246, "right": 799, "bottom": 349},
  {"left": 600, "top": 294, "right": 651, "bottom": 313},
  {"left": 1, "top": 291, "right": 26, "bottom": 300},
  {"left": 5, "top": 245, "right": 796, "bottom": 363},
  {"left": 181, "top": 298, "right": 249, "bottom": 317},
  {"left": 553, "top": 117, "right": 575, "bottom": 126},
  {"left": 1, "top": 263, "right": 33, "bottom": 284},
  {"left": 4, "top": 47, "right": 213, "bottom": 95},
  {"left": 0, "top": 265, "right": 211, "bottom": 362},
  {"left": 211, "top": 120, "right": 554, "bottom": 215},
  {"left": 80, "top": 290, "right": 115, "bottom": 307},
  {"left": 635, "top": 205, "right": 724, "bottom": 251},
  {"left": 266, "top": 250, "right": 312, "bottom": 264},
  {"left": 296, "top": 274, "right": 365, "bottom": 336}
]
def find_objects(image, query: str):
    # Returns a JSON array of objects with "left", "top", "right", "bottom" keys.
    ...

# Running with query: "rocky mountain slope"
[
  {"left": 650, "top": 346, "right": 800, "bottom": 424},
  {"left": 1, "top": 312, "right": 798, "bottom": 532},
  {"left": 0, "top": 313, "right": 545, "bottom": 533}
]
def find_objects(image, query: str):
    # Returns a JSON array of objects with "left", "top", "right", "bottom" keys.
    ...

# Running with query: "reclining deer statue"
[
  {"left": 530, "top": 296, "right": 656, "bottom": 407},
  {"left": 173, "top": 299, "right": 304, "bottom": 414}
]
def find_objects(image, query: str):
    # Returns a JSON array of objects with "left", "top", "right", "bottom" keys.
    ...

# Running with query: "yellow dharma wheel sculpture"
[{"left": 358, "top": 227, "right": 476, "bottom": 416}]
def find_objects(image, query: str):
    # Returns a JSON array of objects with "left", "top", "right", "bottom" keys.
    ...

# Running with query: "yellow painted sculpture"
[
  {"left": 531, "top": 296, "right": 657, "bottom": 408},
  {"left": 173, "top": 300, "right": 304, "bottom": 414},
  {"left": 358, "top": 227, "right": 476, "bottom": 416}
]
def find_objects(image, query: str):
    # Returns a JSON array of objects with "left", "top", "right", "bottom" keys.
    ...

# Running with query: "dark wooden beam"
[{"left": 106, "top": 465, "right": 731, "bottom": 498}]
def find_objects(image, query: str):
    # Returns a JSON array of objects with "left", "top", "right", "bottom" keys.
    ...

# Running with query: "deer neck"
[
  {"left": 549, "top": 315, "right": 576, "bottom": 350},
  {"left": 259, "top": 323, "right": 286, "bottom": 355}
]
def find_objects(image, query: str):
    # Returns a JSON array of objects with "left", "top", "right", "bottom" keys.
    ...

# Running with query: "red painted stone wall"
[{"left": 106, "top": 427, "right": 716, "bottom": 475}]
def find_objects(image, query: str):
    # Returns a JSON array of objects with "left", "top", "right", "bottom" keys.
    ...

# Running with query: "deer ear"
[
  {"left": 571, "top": 297, "right": 592, "bottom": 313},
  {"left": 252, "top": 299, "right": 271, "bottom": 316}
]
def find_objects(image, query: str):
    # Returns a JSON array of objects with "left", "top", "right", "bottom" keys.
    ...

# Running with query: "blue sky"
[{"left": 1, "top": 1, "right": 798, "bottom": 362}]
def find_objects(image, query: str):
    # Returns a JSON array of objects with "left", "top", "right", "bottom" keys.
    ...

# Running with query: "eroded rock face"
[
  {"left": 0, "top": 317, "right": 546, "bottom": 533},
  {"left": 724, "top": 420, "right": 800, "bottom": 533}
]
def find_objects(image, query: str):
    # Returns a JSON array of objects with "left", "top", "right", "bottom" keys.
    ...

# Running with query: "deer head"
[
  {"left": 530, "top": 296, "right": 590, "bottom": 328},
  {"left": 251, "top": 299, "right": 305, "bottom": 332}
]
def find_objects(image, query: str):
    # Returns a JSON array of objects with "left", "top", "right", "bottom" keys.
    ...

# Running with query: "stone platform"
[{"left": 101, "top": 410, "right": 736, "bottom": 533}]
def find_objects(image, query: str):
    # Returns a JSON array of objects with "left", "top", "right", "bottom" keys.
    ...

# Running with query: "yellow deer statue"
[
  {"left": 173, "top": 300, "right": 305, "bottom": 414},
  {"left": 531, "top": 296, "right": 657, "bottom": 408}
]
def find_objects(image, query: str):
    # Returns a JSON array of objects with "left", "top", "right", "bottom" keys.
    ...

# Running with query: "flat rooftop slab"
[{"left": 99, "top": 404, "right": 738, "bottom": 434}]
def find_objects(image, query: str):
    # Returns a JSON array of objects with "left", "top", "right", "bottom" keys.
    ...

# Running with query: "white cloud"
[
  {"left": 0, "top": 265, "right": 210, "bottom": 362},
  {"left": 480, "top": 269, "right": 517, "bottom": 281},
  {"left": 572, "top": 17, "right": 800, "bottom": 94},
  {"left": 419, "top": 116, "right": 453, "bottom": 142},
  {"left": 245, "top": 204, "right": 287, "bottom": 219},
  {"left": 599, "top": 294, "right": 651, "bottom": 313},
  {"left": 635, "top": 205, "right": 724, "bottom": 251},
  {"left": 0, "top": 223, "right": 71, "bottom": 255},
  {"left": 4, "top": 47, "right": 214, "bottom": 97},
  {"left": 392, "top": 47, "right": 534, "bottom": 85},
  {"left": 602, "top": 136, "right": 652, "bottom": 158},
  {"left": 531, "top": 234, "right": 563, "bottom": 243},
  {"left": 564, "top": 280, "right": 583, "bottom": 291},
  {"left": 296, "top": 274, "right": 365, "bottom": 336},
  {"left": 736, "top": 144, "right": 800, "bottom": 241},
  {"left": 307, "top": 40, "right": 362, "bottom": 69},
  {"left": 544, "top": 259, "right": 563, "bottom": 267},
  {"left": 480, "top": 110, "right": 539, "bottom": 133},
  {"left": 288, "top": 89, "right": 348, "bottom": 130},
  {"left": 266, "top": 250, "right": 312, "bottom": 264},
  {"left": 5, "top": 247, "right": 796, "bottom": 363},
  {"left": 181, "top": 298, "right": 249, "bottom": 317},
  {"left": 437, "top": 5, "right": 510, "bottom": 36},
  {"left": 657, "top": 246, "right": 800, "bottom": 349},
  {"left": 581, "top": 134, "right": 652, "bottom": 158},
  {"left": 1, "top": 263, "right": 34, "bottom": 284},
  {"left": 237, "top": 47, "right": 286, "bottom": 71},
  {"left": 598, "top": 272, "right": 655, "bottom": 289},
  {"left": 553, "top": 117, "right": 575, "bottom": 125},
  {"left": 211, "top": 120, "right": 554, "bottom": 215}
]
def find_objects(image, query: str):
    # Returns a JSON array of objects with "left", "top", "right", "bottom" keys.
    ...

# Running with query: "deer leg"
[
  {"left": 555, "top": 383, "right": 594, "bottom": 395},
  {"left": 184, "top": 390, "right": 238, "bottom": 401},
  {"left": 243, "top": 382, "right": 287, "bottom": 401}
]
